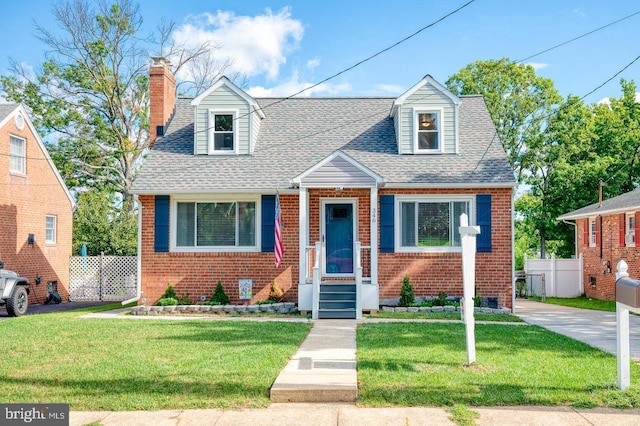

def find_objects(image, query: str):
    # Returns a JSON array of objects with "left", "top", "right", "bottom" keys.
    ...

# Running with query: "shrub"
[
  {"left": 398, "top": 275, "right": 415, "bottom": 307},
  {"left": 209, "top": 281, "right": 230, "bottom": 305},
  {"left": 178, "top": 292, "right": 193, "bottom": 305},
  {"left": 160, "top": 283, "right": 177, "bottom": 300},
  {"left": 155, "top": 283, "right": 180, "bottom": 306},
  {"left": 156, "top": 297, "right": 178, "bottom": 306},
  {"left": 269, "top": 282, "right": 284, "bottom": 302},
  {"left": 433, "top": 291, "right": 448, "bottom": 307}
]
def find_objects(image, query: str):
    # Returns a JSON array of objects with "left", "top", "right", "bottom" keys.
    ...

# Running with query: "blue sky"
[{"left": 2, "top": 0, "right": 639, "bottom": 103}]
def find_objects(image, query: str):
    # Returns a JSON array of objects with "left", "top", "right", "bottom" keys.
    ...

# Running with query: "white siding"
[
  {"left": 251, "top": 109, "right": 262, "bottom": 154},
  {"left": 194, "top": 85, "right": 251, "bottom": 155},
  {"left": 399, "top": 84, "right": 457, "bottom": 154},
  {"left": 300, "top": 156, "right": 377, "bottom": 188}
]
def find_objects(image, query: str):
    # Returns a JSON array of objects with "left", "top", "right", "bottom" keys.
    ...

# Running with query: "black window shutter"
[
  {"left": 154, "top": 195, "right": 170, "bottom": 253},
  {"left": 476, "top": 194, "right": 492, "bottom": 253},
  {"left": 380, "top": 195, "right": 395, "bottom": 253},
  {"left": 261, "top": 195, "right": 276, "bottom": 252}
]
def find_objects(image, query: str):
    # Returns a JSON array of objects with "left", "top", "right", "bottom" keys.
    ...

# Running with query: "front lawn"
[
  {"left": 357, "top": 322, "right": 640, "bottom": 408},
  {"left": 370, "top": 311, "right": 524, "bottom": 322},
  {"left": 529, "top": 296, "right": 616, "bottom": 312},
  {"left": 0, "top": 308, "right": 311, "bottom": 411}
]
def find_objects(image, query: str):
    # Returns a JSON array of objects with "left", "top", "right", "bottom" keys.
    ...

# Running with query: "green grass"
[
  {"left": 447, "top": 404, "right": 480, "bottom": 426},
  {"left": 357, "top": 322, "right": 640, "bottom": 408},
  {"left": 529, "top": 296, "right": 616, "bottom": 312},
  {"left": 369, "top": 311, "right": 524, "bottom": 322},
  {"left": 0, "top": 308, "right": 311, "bottom": 411}
]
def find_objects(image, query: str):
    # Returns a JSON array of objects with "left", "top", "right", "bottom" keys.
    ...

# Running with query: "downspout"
[
  {"left": 122, "top": 194, "right": 143, "bottom": 305},
  {"left": 511, "top": 190, "right": 516, "bottom": 314}
]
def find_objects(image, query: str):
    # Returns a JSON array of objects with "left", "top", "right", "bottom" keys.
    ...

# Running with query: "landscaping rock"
[
  {"left": 431, "top": 306, "right": 444, "bottom": 312},
  {"left": 198, "top": 305, "right": 211, "bottom": 313},
  {"left": 395, "top": 307, "right": 408, "bottom": 312},
  {"left": 382, "top": 306, "right": 394, "bottom": 312},
  {"left": 210, "top": 305, "right": 223, "bottom": 313},
  {"left": 443, "top": 305, "right": 456, "bottom": 312},
  {"left": 259, "top": 304, "right": 273, "bottom": 312},
  {"left": 417, "top": 307, "right": 431, "bottom": 313},
  {"left": 247, "top": 305, "right": 260, "bottom": 313},
  {"left": 176, "top": 305, "right": 188, "bottom": 312},
  {"left": 407, "top": 307, "right": 419, "bottom": 312}
]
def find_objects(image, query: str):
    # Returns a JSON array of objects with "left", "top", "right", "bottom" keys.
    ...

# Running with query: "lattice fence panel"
[{"left": 69, "top": 256, "right": 137, "bottom": 301}]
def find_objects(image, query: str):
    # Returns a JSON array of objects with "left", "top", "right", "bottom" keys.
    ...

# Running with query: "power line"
[
  {"left": 190, "top": 0, "right": 476, "bottom": 136},
  {"left": 517, "top": 10, "right": 640, "bottom": 63}
]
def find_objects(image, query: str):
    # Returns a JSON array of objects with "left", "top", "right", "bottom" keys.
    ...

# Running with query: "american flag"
[{"left": 275, "top": 192, "right": 283, "bottom": 268}]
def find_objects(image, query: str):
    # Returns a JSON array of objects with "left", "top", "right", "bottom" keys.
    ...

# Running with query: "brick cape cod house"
[
  {"left": 129, "top": 58, "right": 517, "bottom": 318},
  {"left": 0, "top": 103, "right": 74, "bottom": 302},
  {"left": 558, "top": 188, "right": 640, "bottom": 301}
]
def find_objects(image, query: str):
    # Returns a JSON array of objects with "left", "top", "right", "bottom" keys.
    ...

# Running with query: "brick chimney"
[{"left": 149, "top": 57, "right": 176, "bottom": 147}]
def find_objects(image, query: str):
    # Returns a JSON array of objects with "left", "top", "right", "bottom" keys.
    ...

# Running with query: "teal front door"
[{"left": 324, "top": 203, "right": 354, "bottom": 275}]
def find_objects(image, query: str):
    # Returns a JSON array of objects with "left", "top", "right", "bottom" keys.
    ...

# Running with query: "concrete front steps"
[
  {"left": 270, "top": 319, "right": 357, "bottom": 403},
  {"left": 318, "top": 283, "right": 356, "bottom": 319}
]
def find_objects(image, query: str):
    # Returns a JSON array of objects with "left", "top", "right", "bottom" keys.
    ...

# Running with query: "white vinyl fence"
[
  {"left": 523, "top": 254, "right": 583, "bottom": 298},
  {"left": 69, "top": 255, "right": 137, "bottom": 301}
]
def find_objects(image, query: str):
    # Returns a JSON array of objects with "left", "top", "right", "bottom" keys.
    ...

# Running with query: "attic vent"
[{"left": 156, "top": 125, "right": 165, "bottom": 137}]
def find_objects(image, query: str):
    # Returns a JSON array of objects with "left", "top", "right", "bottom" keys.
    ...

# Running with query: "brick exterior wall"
[
  {"left": 577, "top": 214, "right": 640, "bottom": 301},
  {"left": 149, "top": 59, "right": 176, "bottom": 146},
  {"left": 139, "top": 186, "right": 513, "bottom": 309},
  {"left": 0, "top": 112, "right": 73, "bottom": 302},
  {"left": 378, "top": 187, "right": 513, "bottom": 309},
  {"left": 139, "top": 194, "right": 300, "bottom": 305}
]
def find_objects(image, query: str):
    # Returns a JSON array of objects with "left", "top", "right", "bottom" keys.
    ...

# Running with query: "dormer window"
[
  {"left": 414, "top": 109, "right": 443, "bottom": 153},
  {"left": 209, "top": 110, "right": 238, "bottom": 154}
]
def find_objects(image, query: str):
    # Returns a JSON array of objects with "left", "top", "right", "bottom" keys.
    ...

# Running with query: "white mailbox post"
[
  {"left": 615, "top": 260, "right": 640, "bottom": 390},
  {"left": 459, "top": 213, "right": 480, "bottom": 366}
]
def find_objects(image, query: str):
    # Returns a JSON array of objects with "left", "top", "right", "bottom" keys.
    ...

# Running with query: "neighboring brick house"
[
  {"left": 130, "top": 58, "right": 516, "bottom": 318},
  {"left": 0, "top": 104, "right": 74, "bottom": 303},
  {"left": 558, "top": 189, "right": 640, "bottom": 301}
]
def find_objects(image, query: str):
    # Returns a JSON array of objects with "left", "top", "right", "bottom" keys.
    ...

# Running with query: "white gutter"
[{"left": 122, "top": 194, "right": 143, "bottom": 305}]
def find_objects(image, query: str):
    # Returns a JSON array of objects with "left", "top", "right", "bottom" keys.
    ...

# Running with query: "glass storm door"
[{"left": 324, "top": 203, "right": 354, "bottom": 275}]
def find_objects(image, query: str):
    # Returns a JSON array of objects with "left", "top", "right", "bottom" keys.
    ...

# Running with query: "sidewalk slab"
[{"left": 270, "top": 320, "right": 357, "bottom": 403}]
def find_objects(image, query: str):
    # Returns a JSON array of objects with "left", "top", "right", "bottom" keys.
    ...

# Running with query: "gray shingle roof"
[
  {"left": 0, "top": 103, "right": 18, "bottom": 123},
  {"left": 558, "top": 188, "right": 640, "bottom": 220},
  {"left": 131, "top": 95, "right": 516, "bottom": 193}
]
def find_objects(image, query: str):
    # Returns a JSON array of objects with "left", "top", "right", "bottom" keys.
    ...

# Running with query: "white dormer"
[
  {"left": 190, "top": 77, "right": 265, "bottom": 155},
  {"left": 390, "top": 75, "right": 461, "bottom": 155}
]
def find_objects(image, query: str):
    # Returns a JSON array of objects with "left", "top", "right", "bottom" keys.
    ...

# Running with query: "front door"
[{"left": 323, "top": 202, "right": 354, "bottom": 275}]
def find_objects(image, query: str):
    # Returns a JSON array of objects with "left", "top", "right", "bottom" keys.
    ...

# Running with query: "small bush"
[
  {"left": 269, "top": 282, "right": 284, "bottom": 302},
  {"left": 398, "top": 275, "right": 415, "bottom": 307},
  {"left": 209, "top": 281, "right": 230, "bottom": 305},
  {"left": 255, "top": 300, "right": 276, "bottom": 305},
  {"left": 160, "top": 283, "right": 177, "bottom": 300},
  {"left": 156, "top": 297, "right": 178, "bottom": 306},
  {"left": 433, "top": 291, "right": 448, "bottom": 307},
  {"left": 178, "top": 292, "right": 193, "bottom": 305}
]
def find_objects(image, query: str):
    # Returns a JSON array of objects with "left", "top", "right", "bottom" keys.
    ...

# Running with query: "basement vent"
[{"left": 589, "top": 275, "right": 597, "bottom": 287}]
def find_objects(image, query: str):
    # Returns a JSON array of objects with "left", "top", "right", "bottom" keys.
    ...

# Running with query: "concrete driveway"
[{"left": 516, "top": 299, "right": 640, "bottom": 360}]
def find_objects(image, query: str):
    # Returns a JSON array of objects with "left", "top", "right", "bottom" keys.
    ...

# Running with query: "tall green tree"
[
  {"left": 0, "top": 0, "right": 222, "bottom": 210},
  {"left": 521, "top": 96, "right": 598, "bottom": 257},
  {"left": 446, "top": 58, "right": 562, "bottom": 180},
  {"left": 73, "top": 189, "right": 137, "bottom": 256},
  {"left": 592, "top": 79, "right": 640, "bottom": 197}
]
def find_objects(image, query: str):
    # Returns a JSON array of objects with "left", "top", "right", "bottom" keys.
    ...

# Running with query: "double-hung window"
[
  {"left": 398, "top": 197, "right": 471, "bottom": 251},
  {"left": 209, "top": 111, "right": 236, "bottom": 153},
  {"left": 175, "top": 200, "right": 256, "bottom": 249},
  {"left": 45, "top": 215, "right": 57, "bottom": 244},
  {"left": 10, "top": 135, "right": 25, "bottom": 174},
  {"left": 589, "top": 218, "right": 597, "bottom": 247},
  {"left": 626, "top": 213, "right": 636, "bottom": 246},
  {"left": 414, "top": 109, "right": 442, "bottom": 152}
]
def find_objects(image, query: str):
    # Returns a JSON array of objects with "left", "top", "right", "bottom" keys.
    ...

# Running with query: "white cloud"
[
  {"left": 172, "top": 8, "right": 304, "bottom": 80},
  {"left": 306, "top": 57, "right": 320, "bottom": 71},
  {"left": 572, "top": 8, "right": 587, "bottom": 18},
  {"left": 247, "top": 72, "right": 351, "bottom": 97},
  {"left": 527, "top": 62, "right": 548, "bottom": 71},
  {"left": 597, "top": 93, "right": 640, "bottom": 105}
]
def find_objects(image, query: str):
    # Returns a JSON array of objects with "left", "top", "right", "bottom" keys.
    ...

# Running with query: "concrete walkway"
[
  {"left": 516, "top": 299, "right": 640, "bottom": 360},
  {"left": 70, "top": 404, "right": 640, "bottom": 426},
  {"left": 270, "top": 320, "right": 357, "bottom": 402}
]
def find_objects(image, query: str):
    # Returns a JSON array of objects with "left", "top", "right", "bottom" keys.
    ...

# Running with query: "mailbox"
[{"left": 616, "top": 277, "right": 640, "bottom": 308}]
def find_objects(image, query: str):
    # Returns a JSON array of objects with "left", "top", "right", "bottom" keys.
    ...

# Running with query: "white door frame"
[{"left": 321, "top": 198, "right": 358, "bottom": 277}]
